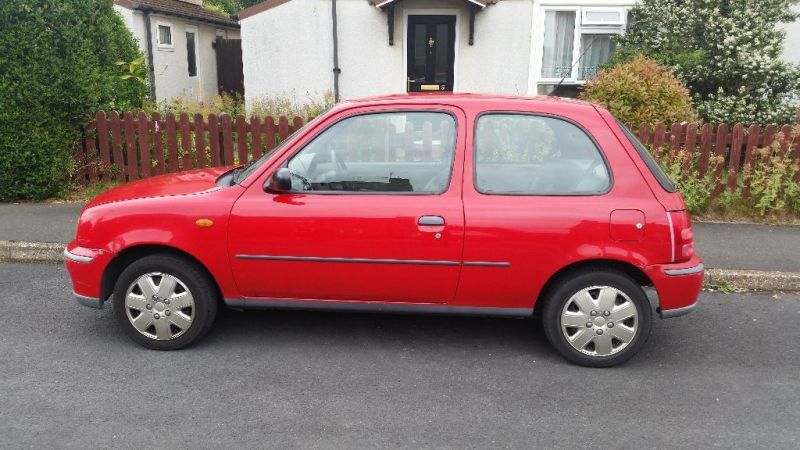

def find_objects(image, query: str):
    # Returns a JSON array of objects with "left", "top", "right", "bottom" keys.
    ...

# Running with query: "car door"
[{"left": 228, "top": 106, "right": 466, "bottom": 304}]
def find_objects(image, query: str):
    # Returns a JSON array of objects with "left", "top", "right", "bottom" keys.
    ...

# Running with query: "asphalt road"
[{"left": 1, "top": 264, "right": 799, "bottom": 448}]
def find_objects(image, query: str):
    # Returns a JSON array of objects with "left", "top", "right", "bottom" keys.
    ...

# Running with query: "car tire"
[
  {"left": 541, "top": 269, "right": 652, "bottom": 367},
  {"left": 113, "top": 254, "right": 218, "bottom": 350}
]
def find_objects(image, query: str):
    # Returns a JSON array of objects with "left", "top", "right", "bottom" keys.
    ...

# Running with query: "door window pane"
[
  {"left": 541, "top": 11, "right": 575, "bottom": 78},
  {"left": 474, "top": 114, "right": 610, "bottom": 195},
  {"left": 288, "top": 112, "right": 456, "bottom": 193},
  {"left": 186, "top": 31, "right": 197, "bottom": 77},
  {"left": 578, "top": 34, "right": 617, "bottom": 80}
]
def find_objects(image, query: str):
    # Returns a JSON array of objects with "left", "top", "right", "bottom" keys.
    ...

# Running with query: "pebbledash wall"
[
  {"left": 115, "top": 6, "right": 241, "bottom": 101},
  {"left": 240, "top": 0, "right": 636, "bottom": 106}
]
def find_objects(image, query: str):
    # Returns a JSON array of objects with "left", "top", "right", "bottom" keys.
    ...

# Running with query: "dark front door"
[{"left": 407, "top": 15, "right": 456, "bottom": 92}]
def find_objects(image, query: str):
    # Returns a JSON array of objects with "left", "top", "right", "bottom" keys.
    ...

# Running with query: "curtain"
[
  {"left": 579, "top": 34, "right": 617, "bottom": 80},
  {"left": 541, "top": 11, "right": 575, "bottom": 79}
]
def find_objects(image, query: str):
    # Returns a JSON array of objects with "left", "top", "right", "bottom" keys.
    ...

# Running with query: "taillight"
[{"left": 668, "top": 210, "right": 694, "bottom": 262}]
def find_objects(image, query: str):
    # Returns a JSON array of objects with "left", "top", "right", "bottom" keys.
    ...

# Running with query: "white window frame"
[
  {"left": 581, "top": 7, "right": 626, "bottom": 26},
  {"left": 537, "top": 7, "right": 628, "bottom": 86},
  {"left": 185, "top": 25, "right": 199, "bottom": 78},
  {"left": 156, "top": 21, "right": 174, "bottom": 50}
]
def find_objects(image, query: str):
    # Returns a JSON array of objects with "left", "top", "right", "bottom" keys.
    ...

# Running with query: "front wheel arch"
[{"left": 100, "top": 244, "right": 222, "bottom": 305}]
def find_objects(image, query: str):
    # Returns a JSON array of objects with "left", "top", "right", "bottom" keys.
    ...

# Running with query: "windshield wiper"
[{"left": 232, "top": 159, "right": 259, "bottom": 184}]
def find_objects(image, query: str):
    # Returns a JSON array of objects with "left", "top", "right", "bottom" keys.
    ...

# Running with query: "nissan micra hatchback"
[{"left": 65, "top": 94, "right": 703, "bottom": 367}]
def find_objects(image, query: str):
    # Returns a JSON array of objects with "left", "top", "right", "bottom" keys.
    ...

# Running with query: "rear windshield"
[{"left": 615, "top": 119, "right": 677, "bottom": 193}]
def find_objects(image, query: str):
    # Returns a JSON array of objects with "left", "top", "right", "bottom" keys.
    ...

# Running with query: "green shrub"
[
  {"left": 612, "top": 0, "right": 800, "bottom": 125},
  {"left": 0, "top": 0, "right": 146, "bottom": 200},
  {"left": 580, "top": 56, "right": 698, "bottom": 125}
]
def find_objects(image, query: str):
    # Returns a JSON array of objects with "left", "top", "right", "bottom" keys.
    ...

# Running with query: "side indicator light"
[{"left": 195, "top": 218, "right": 214, "bottom": 228}]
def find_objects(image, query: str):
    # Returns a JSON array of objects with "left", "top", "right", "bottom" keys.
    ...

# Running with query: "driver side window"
[
  {"left": 474, "top": 114, "right": 610, "bottom": 195},
  {"left": 287, "top": 111, "right": 456, "bottom": 193}
]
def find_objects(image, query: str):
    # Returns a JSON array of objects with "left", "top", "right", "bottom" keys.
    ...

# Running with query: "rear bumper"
[{"left": 644, "top": 256, "right": 704, "bottom": 319}]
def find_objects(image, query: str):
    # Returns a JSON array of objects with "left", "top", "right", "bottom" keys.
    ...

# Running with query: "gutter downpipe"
[
  {"left": 142, "top": 9, "right": 157, "bottom": 101},
  {"left": 331, "top": 0, "right": 341, "bottom": 102}
]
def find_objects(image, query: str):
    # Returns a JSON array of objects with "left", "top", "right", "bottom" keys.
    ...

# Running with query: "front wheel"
[
  {"left": 541, "top": 270, "right": 652, "bottom": 367},
  {"left": 113, "top": 254, "right": 218, "bottom": 350}
]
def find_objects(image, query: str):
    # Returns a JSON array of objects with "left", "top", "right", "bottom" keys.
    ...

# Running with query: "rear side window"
[
  {"left": 474, "top": 114, "right": 610, "bottom": 195},
  {"left": 615, "top": 119, "right": 677, "bottom": 193}
]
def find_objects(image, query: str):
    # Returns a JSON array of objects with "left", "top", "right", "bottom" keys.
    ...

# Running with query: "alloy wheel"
[
  {"left": 124, "top": 272, "right": 195, "bottom": 341},
  {"left": 560, "top": 285, "right": 639, "bottom": 357}
]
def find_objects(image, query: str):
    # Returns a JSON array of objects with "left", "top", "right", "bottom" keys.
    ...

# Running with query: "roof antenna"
[{"left": 548, "top": 35, "right": 599, "bottom": 97}]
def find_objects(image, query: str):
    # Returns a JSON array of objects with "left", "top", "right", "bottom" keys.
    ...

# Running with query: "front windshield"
[{"left": 234, "top": 116, "right": 320, "bottom": 184}]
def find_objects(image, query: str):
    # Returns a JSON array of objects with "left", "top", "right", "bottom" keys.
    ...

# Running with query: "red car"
[{"left": 64, "top": 94, "right": 703, "bottom": 367}]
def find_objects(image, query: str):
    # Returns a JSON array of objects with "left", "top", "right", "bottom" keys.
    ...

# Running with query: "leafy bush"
[
  {"left": 580, "top": 56, "right": 698, "bottom": 125},
  {"left": 150, "top": 92, "right": 247, "bottom": 117},
  {"left": 739, "top": 126, "right": 800, "bottom": 216},
  {"left": 249, "top": 90, "right": 336, "bottom": 119},
  {"left": 648, "top": 124, "right": 800, "bottom": 219},
  {"left": 658, "top": 150, "right": 719, "bottom": 213},
  {"left": 612, "top": 0, "right": 800, "bottom": 125},
  {"left": 0, "top": 0, "right": 146, "bottom": 200},
  {"left": 148, "top": 90, "right": 335, "bottom": 120}
]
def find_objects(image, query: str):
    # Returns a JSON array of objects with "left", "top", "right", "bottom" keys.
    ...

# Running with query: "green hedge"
[{"left": 0, "top": 0, "right": 147, "bottom": 200}]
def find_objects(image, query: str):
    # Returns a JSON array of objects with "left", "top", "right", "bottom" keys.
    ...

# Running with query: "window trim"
[
  {"left": 472, "top": 111, "right": 614, "bottom": 197},
  {"left": 156, "top": 22, "right": 174, "bottom": 50},
  {"left": 279, "top": 110, "right": 460, "bottom": 196},
  {"left": 185, "top": 26, "right": 198, "bottom": 78},
  {"left": 581, "top": 7, "right": 626, "bottom": 26}
]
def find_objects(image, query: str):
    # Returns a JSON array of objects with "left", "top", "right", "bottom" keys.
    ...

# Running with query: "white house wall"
[
  {"left": 779, "top": 4, "right": 800, "bottom": 65},
  {"left": 241, "top": 0, "right": 334, "bottom": 109},
  {"left": 115, "top": 5, "right": 240, "bottom": 102},
  {"left": 242, "top": 0, "right": 652, "bottom": 102}
]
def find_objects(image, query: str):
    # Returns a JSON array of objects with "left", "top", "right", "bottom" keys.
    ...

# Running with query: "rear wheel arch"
[
  {"left": 100, "top": 244, "right": 222, "bottom": 304},
  {"left": 533, "top": 259, "right": 654, "bottom": 315}
]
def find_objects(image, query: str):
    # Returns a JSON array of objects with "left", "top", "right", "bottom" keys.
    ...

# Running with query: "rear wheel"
[
  {"left": 113, "top": 254, "right": 218, "bottom": 350},
  {"left": 541, "top": 270, "right": 652, "bottom": 367}
]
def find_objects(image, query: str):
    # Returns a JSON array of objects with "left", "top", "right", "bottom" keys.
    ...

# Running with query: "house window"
[
  {"left": 541, "top": 11, "right": 575, "bottom": 79},
  {"left": 186, "top": 29, "right": 197, "bottom": 77},
  {"left": 539, "top": 7, "right": 627, "bottom": 89},
  {"left": 157, "top": 24, "right": 173, "bottom": 48}
]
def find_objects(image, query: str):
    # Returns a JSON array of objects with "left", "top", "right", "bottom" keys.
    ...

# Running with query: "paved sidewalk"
[
  {"left": 0, "top": 202, "right": 797, "bottom": 272},
  {"left": 0, "top": 202, "right": 83, "bottom": 243}
]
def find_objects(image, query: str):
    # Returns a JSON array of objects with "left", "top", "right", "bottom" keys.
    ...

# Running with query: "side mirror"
[{"left": 264, "top": 167, "right": 292, "bottom": 193}]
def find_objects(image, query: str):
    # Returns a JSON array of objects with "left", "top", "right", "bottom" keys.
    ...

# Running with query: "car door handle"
[{"left": 418, "top": 215, "right": 445, "bottom": 226}]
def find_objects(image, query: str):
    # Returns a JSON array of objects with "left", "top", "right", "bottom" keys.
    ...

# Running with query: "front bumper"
[
  {"left": 64, "top": 243, "right": 110, "bottom": 309},
  {"left": 644, "top": 255, "right": 704, "bottom": 319},
  {"left": 74, "top": 292, "right": 104, "bottom": 309}
]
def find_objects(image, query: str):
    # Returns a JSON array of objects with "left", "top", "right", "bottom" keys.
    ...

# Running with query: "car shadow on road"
[{"left": 201, "top": 306, "right": 562, "bottom": 359}]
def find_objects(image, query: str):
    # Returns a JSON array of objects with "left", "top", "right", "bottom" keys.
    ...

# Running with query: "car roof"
[{"left": 344, "top": 92, "right": 600, "bottom": 112}]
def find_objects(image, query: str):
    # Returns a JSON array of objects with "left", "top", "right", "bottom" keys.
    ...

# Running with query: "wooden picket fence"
[
  {"left": 76, "top": 111, "right": 800, "bottom": 195},
  {"left": 76, "top": 110, "right": 306, "bottom": 184},
  {"left": 623, "top": 121, "right": 800, "bottom": 195}
]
